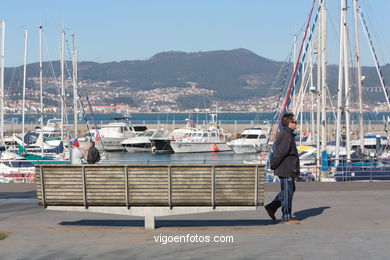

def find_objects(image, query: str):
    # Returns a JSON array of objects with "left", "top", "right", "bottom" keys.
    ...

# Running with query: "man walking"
[
  {"left": 265, "top": 113, "right": 300, "bottom": 224},
  {"left": 87, "top": 141, "right": 101, "bottom": 164}
]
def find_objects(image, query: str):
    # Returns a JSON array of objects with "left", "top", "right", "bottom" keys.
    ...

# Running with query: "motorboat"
[
  {"left": 87, "top": 122, "right": 147, "bottom": 151},
  {"left": 227, "top": 127, "right": 269, "bottom": 153},
  {"left": 151, "top": 119, "right": 197, "bottom": 153},
  {"left": 121, "top": 129, "right": 168, "bottom": 152},
  {"left": 170, "top": 115, "right": 231, "bottom": 153}
]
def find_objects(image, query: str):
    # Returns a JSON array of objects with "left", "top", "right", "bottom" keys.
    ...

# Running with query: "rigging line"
[
  {"left": 82, "top": 84, "right": 106, "bottom": 152},
  {"left": 5, "top": 65, "right": 17, "bottom": 98},
  {"left": 265, "top": 49, "right": 294, "bottom": 140},
  {"left": 360, "top": 2, "right": 389, "bottom": 64},
  {"left": 276, "top": 0, "right": 320, "bottom": 137},
  {"left": 44, "top": 35, "right": 61, "bottom": 100},
  {"left": 358, "top": 7, "right": 390, "bottom": 112},
  {"left": 264, "top": 0, "right": 320, "bottom": 174}
]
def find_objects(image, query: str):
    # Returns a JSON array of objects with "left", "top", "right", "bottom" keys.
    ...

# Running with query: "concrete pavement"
[{"left": 1, "top": 182, "right": 390, "bottom": 259}]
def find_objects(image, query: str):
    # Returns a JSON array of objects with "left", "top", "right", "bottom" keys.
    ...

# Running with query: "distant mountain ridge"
[{"left": 4, "top": 48, "right": 390, "bottom": 102}]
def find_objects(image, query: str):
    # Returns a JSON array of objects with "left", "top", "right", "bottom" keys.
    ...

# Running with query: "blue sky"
[{"left": 1, "top": 0, "right": 390, "bottom": 67}]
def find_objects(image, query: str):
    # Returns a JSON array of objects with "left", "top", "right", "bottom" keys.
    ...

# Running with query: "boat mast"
[
  {"left": 71, "top": 34, "right": 78, "bottom": 138},
  {"left": 22, "top": 29, "right": 28, "bottom": 142},
  {"left": 309, "top": 41, "right": 315, "bottom": 143},
  {"left": 60, "top": 30, "right": 65, "bottom": 142},
  {"left": 316, "top": 2, "right": 322, "bottom": 175},
  {"left": 353, "top": 0, "right": 364, "bottom": 151},
  {"left": 335, "top": 0, "right": 345, "bottom": 165},
  {"left": 292, "top": 34, "right": 297, "bottom": 112},
  {"left": 0, "top": 21, "right": 5, "bottom": 142},
  {"left": 320, "top": 1, "right": 327, "bottom": 157},
  {"left": 342, "top": 0, "right": 352, "bottom": 162},
  {"left": 39, "top": 26, "right": 44, "bottom": 155}
]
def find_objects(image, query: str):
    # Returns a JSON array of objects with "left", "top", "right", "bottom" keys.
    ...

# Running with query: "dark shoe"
[
  {"left": 264, "top": 205, "right": 276, "bottom": 221},
  {"left": 282, "top": 219, "right": 300, "bottom": 224}
]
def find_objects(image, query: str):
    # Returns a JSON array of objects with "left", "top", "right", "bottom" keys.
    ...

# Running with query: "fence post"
[
  {"left": 124, "top": 166, "right": 130, "bottom": 209},
  {"left": 81, "top": 166, "right": 88, "bottom": 209},
  {"left": 168, "top": 166, "right": 172, "bottom": 209},
  {"left": 370, "top": 158, "right": 373, "bottom": 182}
]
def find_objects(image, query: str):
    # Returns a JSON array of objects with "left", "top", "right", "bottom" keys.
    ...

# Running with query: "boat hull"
[
  {"left": 228, "top": 143, "right": 265, "bottom": 154},
  {"left": 122, "top": 143, "right": 152, "bottom": 152},
  {"left": 171, "top": 142, "right": 231, "bottom": 153},
  {"left": 151, "top": 139, "right": 173, "bottom": 153},
  {"left": 95, "top": 137, "right": 127, "bottom": 152}
]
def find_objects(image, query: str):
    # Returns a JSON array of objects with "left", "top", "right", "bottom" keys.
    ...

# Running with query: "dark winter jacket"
[
  {"left": 87, "top": 146, "right": 101, "bottom": 164},
  {"left": 270, "top": 127, "right": 300, "bottom": 178}
]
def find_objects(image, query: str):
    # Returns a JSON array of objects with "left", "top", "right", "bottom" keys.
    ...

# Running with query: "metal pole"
[
  {"left": 321, "top": 2, "right": 327, "bottom": 158},
  {"left": 39, "top": 26, "right": 44, "bottom": 156},
  {"left": 22, "top": 29, "right": 28, "bottom": 141},
  {"left": 316, "top": 7, "right": 322, "bottom": 180},
  {"left": 335, "top": 0, "right": 345, "bottom": 167},
  {"left": 342, "top": 0, "right": 352, "bottom": 162},
  {"left": 0, "top": 21, "right": 5, "bottom": 142},
  {"left": 60, "top": 30, "right": 65, "bottom": 142},
  {"left": 353, "top": 0, "right": 365, "bottom": 151},
  {"left": 72, "top": 34, "right": 78, "bottom": 138}
]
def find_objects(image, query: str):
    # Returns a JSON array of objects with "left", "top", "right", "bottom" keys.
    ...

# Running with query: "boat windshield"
[{"left": 138, "top": 131, "right": 155, "bottom": 137}]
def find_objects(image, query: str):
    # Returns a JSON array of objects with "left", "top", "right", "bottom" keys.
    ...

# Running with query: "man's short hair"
[
  {"left": 90, "top": 141, "right": 95, "bottom": 146},
  {"left": 282, "top": 113, "right": 295, "bottom": 127}
]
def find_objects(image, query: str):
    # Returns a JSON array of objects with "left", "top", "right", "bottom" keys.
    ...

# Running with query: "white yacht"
[
  {"left": 42, "top": 118, "right": 62, "bottom": 132},
  {"left": 90, "top": 122, "right": 147, "bottom": 151},
  {"left": 121, "top": 129, "right": 168, "bottom": 152},
  {"left": 170, "top": 116, "right": 231, "bottom": 153},
  {"left": 227, "top": 127, "right": 269, "bottom": 153},
  {"left": 151, "top": 119, "right": 198, "bottom": 153}
]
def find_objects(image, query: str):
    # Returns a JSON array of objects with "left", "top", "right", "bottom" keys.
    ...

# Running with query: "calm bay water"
[
  {"left": 103, "top": 151, "right": 261, "bottom": 165},
  {"left": 6, "top": 112, "right": 390, "bottom": 125}
]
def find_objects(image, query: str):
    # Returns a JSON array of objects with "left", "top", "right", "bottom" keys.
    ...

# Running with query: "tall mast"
[
  {"left": 342, "top": 0, "right": 352, "bottom": 161},
  {"left": 60, "top": 30, "right": 65, "bottom": 142},
  {"left": 335, "top": 0, "right": 345, "bottom": 165},
  {"left": 71, "top": 34, "right": 78, "bottom": 138},
  {"left": 292, "top": 34, "right": 297, "bottom": 112},
  {"left": 316, "top": 2, "right": 322, "bottom": 175},
  {"left": 353, "top": 0, "right": 364, "bottom": 151},
  {"left": 0, "top": 21, "right": 4, "bottom": 142},
  {"left": 309, "top": 41, "right": 315, "bottom": 142},
  {"left": 39, "top": 26, "right": 44, "bottom": 155},
  {"left": 22, "top": 29, "right": 28, "bottom": 141},
  {"left": 320, "top": 1, "right": 327, "bottom": 155}
]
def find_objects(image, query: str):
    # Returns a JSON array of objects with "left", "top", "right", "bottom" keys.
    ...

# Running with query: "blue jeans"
[{"left": 267, "top": 177, "right": 296, "bottom": 221}]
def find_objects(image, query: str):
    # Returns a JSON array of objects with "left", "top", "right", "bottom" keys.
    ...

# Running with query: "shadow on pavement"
[
  {"left": 60, "top": 219, "right": 145, "bottom": 227},
  {"left": 59, "top": 219, "right": 277, "bottom": 228},
  {"left": 0, "top": 191, "right": 36, "bottom": 199},
  {"left": 294, "top": 206, "right": 330, "bottom": 221}
]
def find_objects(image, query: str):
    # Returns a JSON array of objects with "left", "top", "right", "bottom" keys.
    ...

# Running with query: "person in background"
[
  {"left": 265, "top": 113, "right": 300, "bottom": 224},
  {"left": 87, "top": 141, "right": 101, "bottom": 164},
  {"left": 71, "top": 141, "right": 84, "bottom": 164}
]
